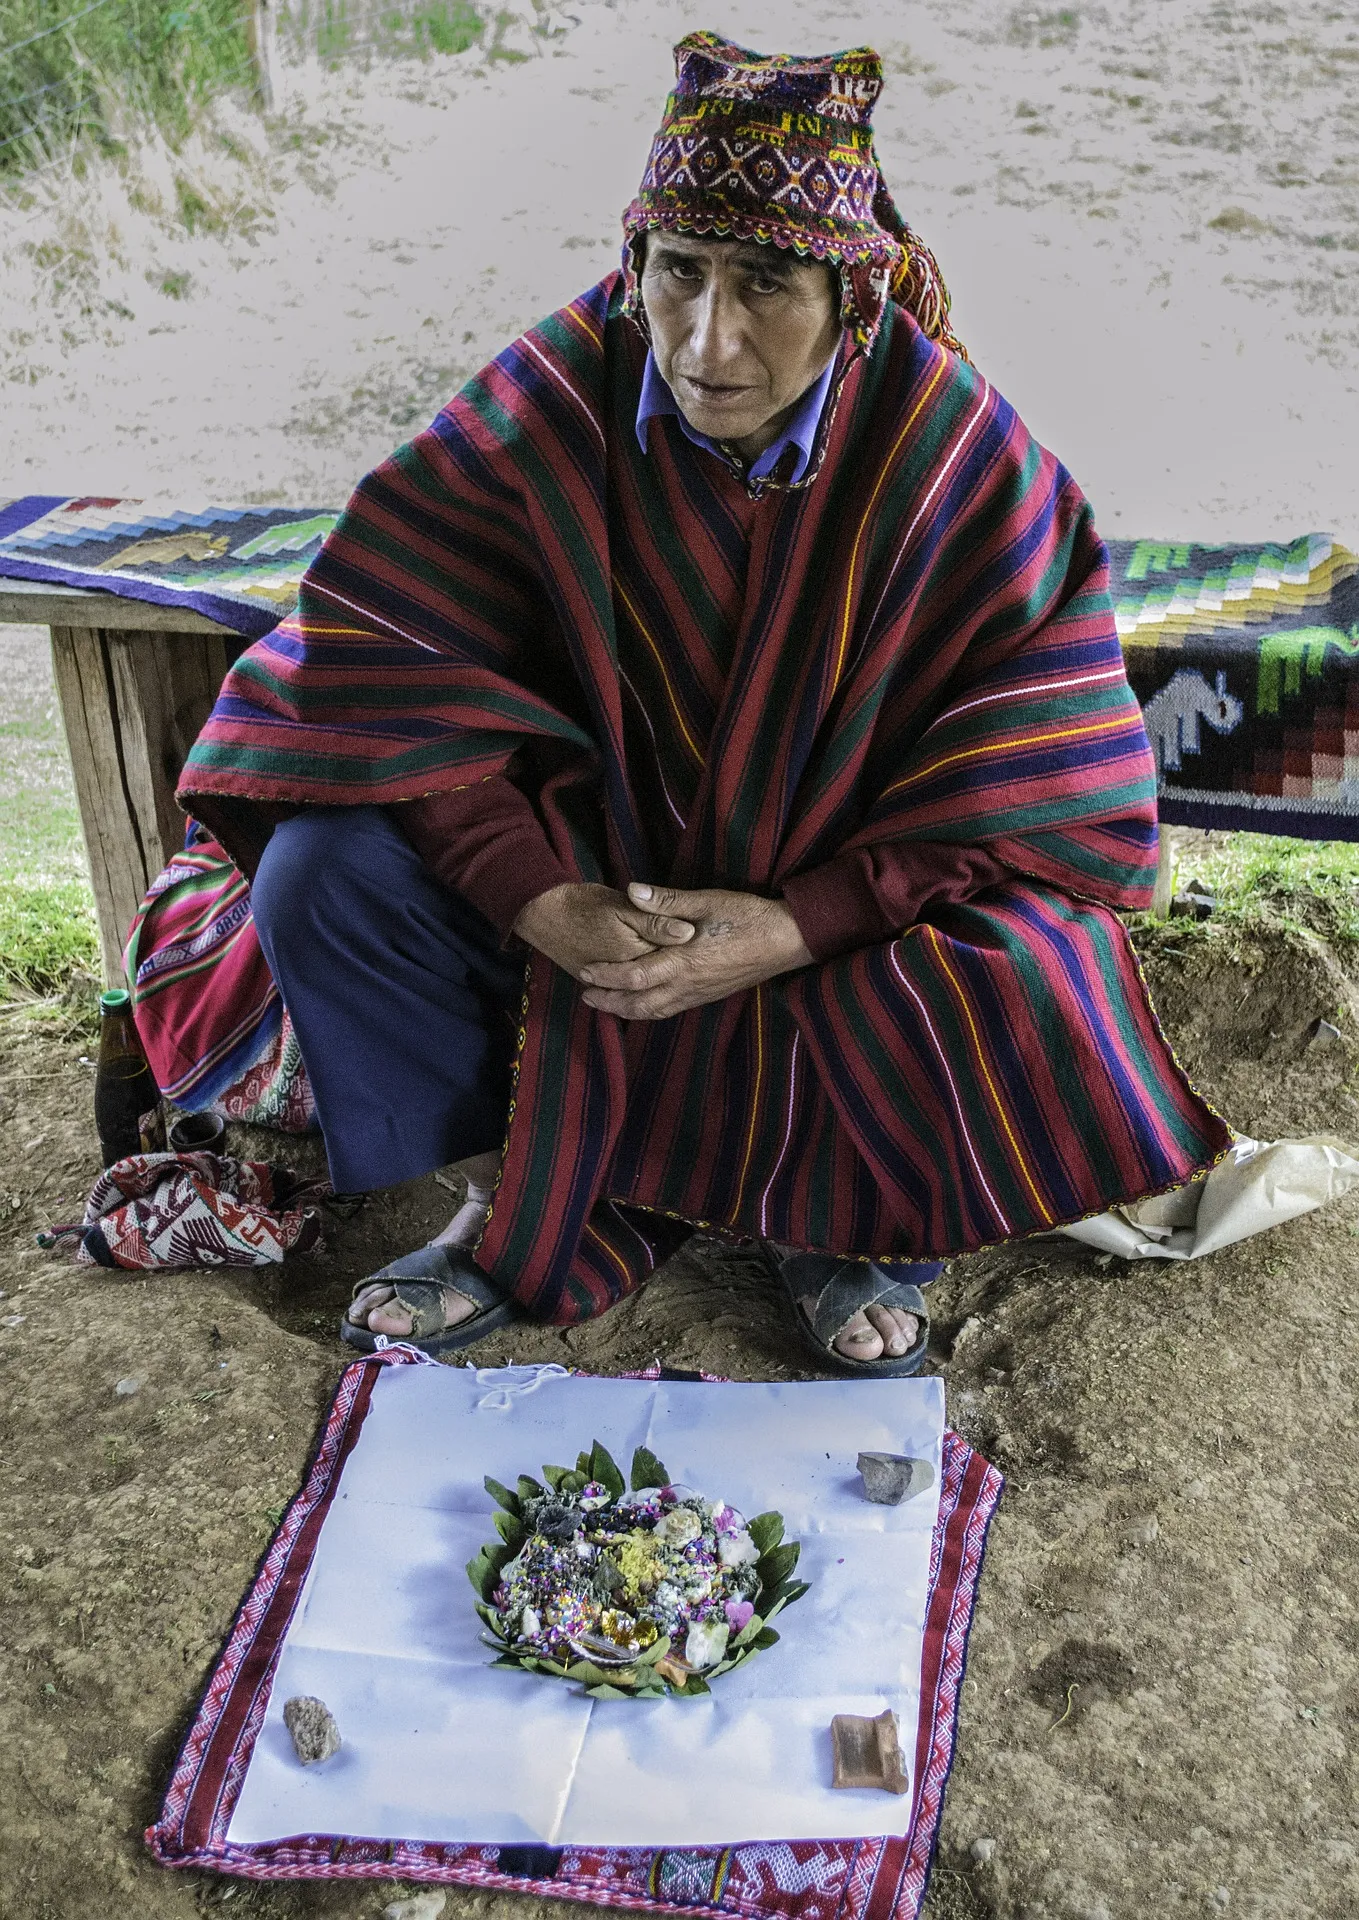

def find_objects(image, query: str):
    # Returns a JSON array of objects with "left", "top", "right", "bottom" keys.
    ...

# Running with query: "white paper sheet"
[
  {"left": 226, "top": 1364, "right": 945, "bottom": 1848},
  {"left": 1058, "top": 1131, "right": 1359, "bottom": 1260}
]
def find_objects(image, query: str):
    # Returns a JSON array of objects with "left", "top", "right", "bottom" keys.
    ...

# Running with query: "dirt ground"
[{"left": 2, "top": 914, "right": 1358, "bottom": 1920}]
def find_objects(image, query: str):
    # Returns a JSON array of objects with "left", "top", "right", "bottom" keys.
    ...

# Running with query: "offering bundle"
[{"left": 468, "top": 1441, "right": 809, "bottom": 1698}]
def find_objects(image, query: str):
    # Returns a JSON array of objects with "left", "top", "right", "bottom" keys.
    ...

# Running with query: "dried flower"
[
  {"left": 684, "top": 1618, "right": 731, "bottom": 1669},
  {"left": 718, "top": 1529, "right": 759, "bottom": 1569},
  {"left": 654, "top": 1507, "right": 702, "bottom": 1547}
]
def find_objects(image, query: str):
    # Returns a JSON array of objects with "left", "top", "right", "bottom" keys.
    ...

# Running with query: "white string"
[
  {"left": 474, "top": 1362, "right": 569, "bottom": 1411},
  {"left": 371, "top": 1336, "right": 436, "bottom": 1364}
]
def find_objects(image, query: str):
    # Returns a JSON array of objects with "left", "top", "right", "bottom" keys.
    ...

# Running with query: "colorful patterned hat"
[{"left": 621, "top": 32, "right": 965, "bottom": 357}]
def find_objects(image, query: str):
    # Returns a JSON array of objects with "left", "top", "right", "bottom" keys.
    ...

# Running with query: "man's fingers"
[
  {"left": 581, "top": 950, "right": 682, "bottom": 992},
  {"left": 627, "top": 881, "right": 709, "bottom": 928},
  {"left": 616, "top": 901, "right": 695, "bottom": 946}
]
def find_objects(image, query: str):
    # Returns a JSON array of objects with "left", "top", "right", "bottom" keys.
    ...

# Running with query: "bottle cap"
[{"left": 100, "top": 988, "right": 132, "bottom": 1013}]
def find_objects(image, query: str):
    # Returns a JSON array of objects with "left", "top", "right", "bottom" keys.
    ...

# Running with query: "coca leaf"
[
  {"left": 484, "top": 1475, "right": 520, "bottom": 1515},
  {"left": 747, "top": 1511, "right": 784, "bottom": 1555},
  {"left": 630, "top": 1445, "right": 670, "bottom": 1490},
  {"left": 588, "top": 1440, "right": 626, "bottom": 1500}
]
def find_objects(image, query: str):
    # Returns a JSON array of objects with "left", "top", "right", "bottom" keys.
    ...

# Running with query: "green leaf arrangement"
[{"left": 468, "top": 1441, "right": 810, "bottom": 1699}]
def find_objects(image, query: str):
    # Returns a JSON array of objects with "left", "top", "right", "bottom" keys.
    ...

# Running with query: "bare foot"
[
  {"left": 347, "top": 1279, "right": 479, "bottom": 1339},
  {"left": 799, "top": 1297, "right": 920, "bottom": 1363}
]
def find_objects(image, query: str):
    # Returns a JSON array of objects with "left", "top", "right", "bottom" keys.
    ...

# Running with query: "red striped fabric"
[{"left": 183, "top": 275, "right": 1229, "bottom": 1322}]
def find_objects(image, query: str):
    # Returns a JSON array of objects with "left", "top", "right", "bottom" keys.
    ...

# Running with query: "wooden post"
[
  {"left": 1151, "top": 830, "right": 1175, "bottom": 920},
  {"left": 48, "top": 624, "right": 236, "bottom": 985},
  {"left": 247, "top": 0, "right": 281, "bottom": 112}
]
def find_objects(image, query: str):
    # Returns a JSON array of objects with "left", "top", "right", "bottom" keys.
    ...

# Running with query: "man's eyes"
[{"left": 661, "top": 261, "right": 786, "bottom": 295}]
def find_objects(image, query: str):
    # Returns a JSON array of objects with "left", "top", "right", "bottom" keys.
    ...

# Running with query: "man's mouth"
[{"left": 679, "top": 375, "right": 756, "bottom": 405}]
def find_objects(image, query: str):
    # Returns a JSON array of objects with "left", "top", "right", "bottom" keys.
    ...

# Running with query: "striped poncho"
[{"left": 182, "top": 273, "right": 1229, "bottom": 1324}]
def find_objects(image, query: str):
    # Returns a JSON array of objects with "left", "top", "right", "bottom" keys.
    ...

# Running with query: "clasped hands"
[{"left": 511, "top": 879, "right": 813, "bottom": 1020}]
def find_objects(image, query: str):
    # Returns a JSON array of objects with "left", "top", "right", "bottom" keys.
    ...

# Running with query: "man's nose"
[{"left": 688, "top": 280, "right": 746, "bottom": 372}]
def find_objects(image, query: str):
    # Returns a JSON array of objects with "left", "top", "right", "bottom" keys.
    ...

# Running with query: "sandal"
[
  {"left": 341, "top": 1242, "right": 517, "bottom": 1357},
  {"left": 764, "top": 1244, "right": 938, "bottom": 1377}
]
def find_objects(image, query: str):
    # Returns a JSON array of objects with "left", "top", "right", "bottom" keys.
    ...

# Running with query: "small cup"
[{"left": 168, "top": 1111, "right": 226, "bottom": 1154}]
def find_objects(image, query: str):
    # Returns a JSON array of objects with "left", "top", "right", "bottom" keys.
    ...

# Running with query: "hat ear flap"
[
  {"left": 620, "top": 229, "right": 653, "bottom": 338},
  {"left": 871, "top": 168, "right": 969, "bottom": 362}
]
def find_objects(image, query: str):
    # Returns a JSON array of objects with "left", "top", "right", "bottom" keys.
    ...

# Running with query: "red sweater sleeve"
[
  {"left": 396, "top": 778, "right": 571, "bottom": 942},
  {"left": 781, "top": 842, "right": 1011, "bottom": 963}
]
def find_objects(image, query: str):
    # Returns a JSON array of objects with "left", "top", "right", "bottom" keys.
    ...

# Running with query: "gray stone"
[
  {"left": 114, "top": 1374, "right": 145, "bottom": 1397},
  {"left": 283, "top": 1694, "right": 341, "bottom": 1765},
  {"left": 968, "top": 1836, "right": 997, "bottom": 1865},
  {"left": 383, "top": 1895, "right": 447, "bottom": 1920},
  {"left": 857, "top": 1452, "right": 935, "bottom": 1505},
  {"left": 1307, "top": 1018, "right": 1343, "bottom": 1051},
  {"left": 1123, "top": 1513, "right": 1160, "bottom": 1547}
]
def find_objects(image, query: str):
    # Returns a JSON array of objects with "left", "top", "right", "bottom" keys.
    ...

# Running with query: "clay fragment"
[
  {"left": 857, "top": 1451, "right": 934, "bottom": 1505},
  {"left": 830, "top": 1707, "right": 910, "bottom": 1794},
  {"left": 283, "top": 1694, "right": 341, "bottom": 1765}
]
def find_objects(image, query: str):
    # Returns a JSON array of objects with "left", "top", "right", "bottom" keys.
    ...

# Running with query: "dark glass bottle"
[{"left": 94, "top": 988, "right": 162, "bottom": 1168}]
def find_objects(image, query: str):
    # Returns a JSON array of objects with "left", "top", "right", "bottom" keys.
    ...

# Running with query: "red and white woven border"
[{"left": 147, "top": 1351, "right": 1002, "bottom": 1920}]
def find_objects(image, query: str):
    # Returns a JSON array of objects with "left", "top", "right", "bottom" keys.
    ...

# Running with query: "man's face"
[{"left": 640, "top": 230, "right": 842, "bottom": 462}]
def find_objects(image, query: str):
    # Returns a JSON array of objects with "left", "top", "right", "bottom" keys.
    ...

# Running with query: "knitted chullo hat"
[{"left": 621, "top": 32, "right": 966, "bottom": 359}]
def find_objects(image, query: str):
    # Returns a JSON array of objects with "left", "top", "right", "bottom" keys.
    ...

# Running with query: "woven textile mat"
[{"left": 147, "top": 1350, "right": 1002, "bottom": 1918}]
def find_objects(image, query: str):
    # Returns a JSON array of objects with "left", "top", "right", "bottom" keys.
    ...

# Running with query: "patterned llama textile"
[
  {"left": 1111, "top": 534, "right": 1359, "bottom": 839},
  {"left": 123, "top": 825, "right": 316, "bottom": 1132},
  {"left": 146, "top": 1347, "right": 1005, "bottom": 1919},
  {"left": 176, "top": 274, "right": 1230, "bottom": 1323}
]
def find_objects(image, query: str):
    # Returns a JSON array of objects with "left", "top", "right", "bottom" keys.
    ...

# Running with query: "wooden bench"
[{"left": 0, "top": 578, "right": 244, "bottom": 983}]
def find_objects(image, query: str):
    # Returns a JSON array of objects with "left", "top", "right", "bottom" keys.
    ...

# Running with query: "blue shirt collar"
[{"left": 635, "top": 349, "right": 837, "bottom": 485}]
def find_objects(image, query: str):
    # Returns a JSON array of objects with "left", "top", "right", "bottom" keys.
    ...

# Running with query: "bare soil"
[{"left": 2, "top": 921, "right": 1358, "bottom": 1920}]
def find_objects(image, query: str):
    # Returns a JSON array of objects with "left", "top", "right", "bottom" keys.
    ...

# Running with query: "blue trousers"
[{"left": 251, "top": 807, "right": 522, "bottom": 1193}]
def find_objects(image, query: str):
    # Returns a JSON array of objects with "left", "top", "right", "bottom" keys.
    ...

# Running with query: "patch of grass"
[
  {"left": 1159, "top": 829, "right": 1359, "bottom": 947},
  {"left": 0, "top": 875, "right": 98, "bottom": 995},
  {"left": 0, "top": 0, "right": 254, "bottom": 175}
]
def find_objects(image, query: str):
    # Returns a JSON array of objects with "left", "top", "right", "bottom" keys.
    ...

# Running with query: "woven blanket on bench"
[{"left": 3, "top": 497, "right": 1356, "bottom": 838}]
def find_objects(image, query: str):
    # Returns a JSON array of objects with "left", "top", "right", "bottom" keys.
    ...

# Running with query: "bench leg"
[
  {"left": 1150, "top": 829, "right": 1176, "bottom": 920},
  {"left": 49, "top": 623, "right": 235, "bottom": 984}
]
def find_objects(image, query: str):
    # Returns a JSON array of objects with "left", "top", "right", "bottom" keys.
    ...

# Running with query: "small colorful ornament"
[{"left": 468, "top": 1441, "right": 810, "bottom": 1699}]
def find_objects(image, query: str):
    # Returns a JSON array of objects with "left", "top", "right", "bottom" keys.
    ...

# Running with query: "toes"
[
  {"left": 348, "top": 1283, "right": 395, "bottom": 1327},
  {"left": 833, "top": 1308, "right": 885, "bottom": 1362},
  {"left": 367, "top": 1298, "right": 416, "bottom": 1337},
  {"left": 866, "top": 1304, "right": 919, "bottom": 1357}
]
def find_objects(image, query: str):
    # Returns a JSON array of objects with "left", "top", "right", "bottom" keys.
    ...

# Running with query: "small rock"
[
  {"left": 1170, "top": 885, "right": 1215, "bottom": 921},
  {"left": 1183, "top": 1479, "right": 1209, "bottom": 1500},
  {"left": 830, "top": 1707, "right": 910, "bottom": 1793},
  {"left": 1306, "top": 1018, "right": 1343, "bottom": 1051},
  {"left": 1123, "top": 1513, "right": 1159, "bottom": 1547},
  {"left": 968, "top": 1836, "right": 996, "bottom": 1865},
  {"left": 1213, "top": 1891, "right": 1231, "bottom": 1910},
  {"left": 283, "top": 1695, "right": 341, "bottom": 1765},
  {"left": 114, "top": 1374, "right": 146, "bottom": 1397},
  {"left": 383, "top": 1893, "right": 447, "bottom": 1920},
  {"left": 857, "top": 1452, "right": 935, "bottom": 1505}
]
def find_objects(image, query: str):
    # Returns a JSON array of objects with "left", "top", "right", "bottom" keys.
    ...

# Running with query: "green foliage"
[
  {"left": 747, "top": 1511, "right": 784, "bottom": 1554},
  {"left": 629, "top": 1445, "right": 669, "bottom": 1490},
  {"left": 0, "top": 875, "right": 98, "bottom": 997},
  {"left": 587, "top": 1440, "right": 625, "bottom": 1499},
  {"left": 1161, "top": 833, "right": 1359, "bottom": 948},
  {"left": 0, "top": 0, "right": 253, "bottom": 174},
  {"left": 483, "top": 1475, "right": 520, "bottom": 1515}
]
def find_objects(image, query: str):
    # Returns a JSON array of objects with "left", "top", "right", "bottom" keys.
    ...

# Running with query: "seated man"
[{"left": 181, "top": 34, "right": 1229, "bottom": 1374}]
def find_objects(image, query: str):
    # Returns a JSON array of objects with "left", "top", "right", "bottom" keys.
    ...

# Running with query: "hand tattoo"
[{"left": 703, "top": 919, "right": 735, "bottom": 938}]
